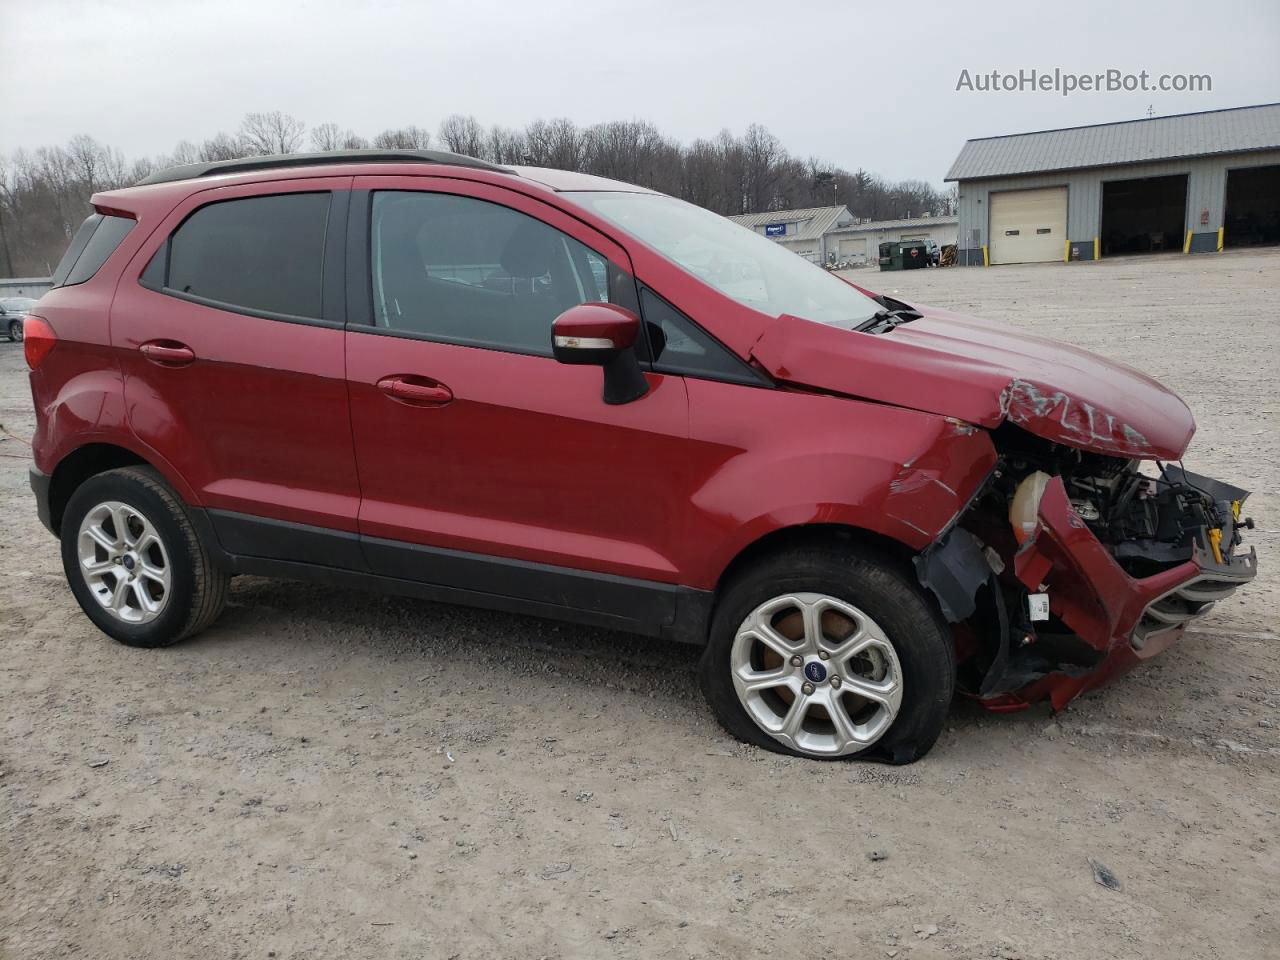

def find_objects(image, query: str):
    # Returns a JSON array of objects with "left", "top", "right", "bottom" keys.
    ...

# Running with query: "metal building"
[
  {"left": 729, "top": 206, "right": 958, "bottom": 265},
  {"left": 946, "top": 102, "right": 1280, "bottom": 265},
  {"left": 823, "top": 215, "right": 958, "bottom": 265},
  {"left": 0, "top": 277, "right": 52, "bottom": 298},
  {"left": 728, "top": 205, "right": 856, "bottom": 262}
]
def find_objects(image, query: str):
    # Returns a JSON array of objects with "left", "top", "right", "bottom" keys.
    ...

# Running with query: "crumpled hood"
[{"left": 749, "top": 305, "right": 1195, "bottom": 460}]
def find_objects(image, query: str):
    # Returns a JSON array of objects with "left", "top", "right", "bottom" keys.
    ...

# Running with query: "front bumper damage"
[{"left": 918, "top": 466, "right": 1258, "bottom": 712}]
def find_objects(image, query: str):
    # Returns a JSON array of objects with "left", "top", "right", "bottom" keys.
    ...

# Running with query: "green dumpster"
[{"left": 878, "top": 241, "right": 930, "bottom": 271}]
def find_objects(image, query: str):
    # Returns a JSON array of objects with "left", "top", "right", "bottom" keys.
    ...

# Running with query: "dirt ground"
[{"left": 1, "top": 249, "right": 1277, "bottom": 960}]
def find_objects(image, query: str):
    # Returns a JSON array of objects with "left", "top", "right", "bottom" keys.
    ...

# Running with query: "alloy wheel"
[
  {"left": 730, "top": 592, "right": 903, "bottom": 757},
  {"left": 76, "top": 500, "right": 172, "bottom": 624}
]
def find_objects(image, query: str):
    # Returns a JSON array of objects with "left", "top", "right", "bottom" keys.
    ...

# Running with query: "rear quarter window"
[{"left": 51, "top": 214, "right": 136, "bottom": 287}]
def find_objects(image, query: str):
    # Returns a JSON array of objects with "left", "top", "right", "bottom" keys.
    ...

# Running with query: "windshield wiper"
[
  {"left": 854, "top": 294, "right": 923, "bottom": 334},
  {"left": 855, "top": 307, "right": 919, "bottom": 334}
]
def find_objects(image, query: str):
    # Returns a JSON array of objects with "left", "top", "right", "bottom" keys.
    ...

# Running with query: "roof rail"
[{"left": 136, "top": 149, "right": 511, "bottom": 186}]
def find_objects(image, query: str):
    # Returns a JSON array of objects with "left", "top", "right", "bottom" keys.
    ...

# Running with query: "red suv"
[{"left": 25, "top": 150, "right": 1257, "bottom": 763}]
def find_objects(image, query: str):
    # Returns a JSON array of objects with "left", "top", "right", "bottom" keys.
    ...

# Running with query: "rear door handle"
[
  {"left": 139, "top": 341, "right": 196, "bottom": 367},
  {"left": 376, "top": 376, "right": 454, "bottom": 407}
]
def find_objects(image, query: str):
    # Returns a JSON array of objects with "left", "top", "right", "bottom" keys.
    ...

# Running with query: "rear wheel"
[
  {"left": 699, "top": 545, "right": 954, "bottom": 763},
  {"left": 60, "top": 466, "right": 229, "bottom": 647}
]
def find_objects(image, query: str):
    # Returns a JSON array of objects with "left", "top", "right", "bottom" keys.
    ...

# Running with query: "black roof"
[{"left": 136, "top": 149, "right": 510, "bottom": 186}]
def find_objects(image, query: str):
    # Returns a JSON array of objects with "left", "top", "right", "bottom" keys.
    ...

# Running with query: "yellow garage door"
[{"left": 989, "top": 187, "right": 1067, "bottom": 264}]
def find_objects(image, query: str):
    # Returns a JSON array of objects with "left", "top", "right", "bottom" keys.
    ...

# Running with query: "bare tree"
[
  {"left": 714, "top": 129, "right": 748, "bottom": 214},
  {"left": 67, "top": 135, "right": 104, "bottom": 195},
  {"left": 484, "top": 126, "right": 526, "bottom": 165},
  {"left": 437, "top": 115, "right": 486, "bottom": 157},
  {"left": 524, "top": 118, "right": 584, "bottom": 169},
  {"left": 126, "top": 157, "right": 157, "bottom": 183},
  {"left": 198, "top": 132, "right": 246, "bottom": 162},
  {"left": 0, "top": 117, "right": 948, "bottom": 278},
  {"left": 0, "top": 158, "right": 17, "bottom": 276},
  {"left": 168, "top": 140, "right": 200, "bottom": 165},
  {"left": 310, "top": 122, "right": 349, "bottom": 152},
  {"left": 371, "top": 126, "right": 432, "bottom": 150},
  {"left": 742, "top": 124, "right": 783, "bottom": 213},
  {"left": 238, "top": 111, "right": 306, "bottom": 155}
]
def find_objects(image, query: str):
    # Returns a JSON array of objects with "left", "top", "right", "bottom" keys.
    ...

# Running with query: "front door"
[{"left": 344, "top": 176, "right": 690, "bottom": 611}]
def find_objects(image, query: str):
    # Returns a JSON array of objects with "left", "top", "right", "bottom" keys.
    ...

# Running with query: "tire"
[
  {"left": 698, "top": 544, "right": 954, "bottom": 764},
  {"left": 60, "top": 466, "right": 230, "bottom": 648},
  {"left": 9, "top": 318, "right": 23, "bottom": 342}
]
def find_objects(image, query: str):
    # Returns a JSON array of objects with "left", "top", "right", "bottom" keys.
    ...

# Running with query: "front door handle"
[
  {"left": 376, "top": 376, "right": 454, "bottom": 407},
  {"left": 139, "top": 340, "right": 196, "bottom": 367}
]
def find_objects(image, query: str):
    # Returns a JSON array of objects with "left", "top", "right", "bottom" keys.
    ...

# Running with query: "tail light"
[{"left": 24, "top": 315, "right": 57, "bottom": 369}]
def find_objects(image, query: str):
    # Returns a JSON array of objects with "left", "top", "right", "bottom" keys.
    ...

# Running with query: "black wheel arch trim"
[{"left": 30, "top": 466, "right": 55, "bottom": 536}]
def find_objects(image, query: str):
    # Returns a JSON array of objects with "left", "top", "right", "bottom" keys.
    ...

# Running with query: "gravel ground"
[{"left": 1, "top": 249, "right": 1277, "bottom": 960}]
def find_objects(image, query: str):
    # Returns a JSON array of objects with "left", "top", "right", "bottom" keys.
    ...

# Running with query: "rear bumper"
[
  {"left": 983, "top": 474, "right": 1258, "bottom": 711},
  {"left": 30, "top": 466, "right": 55, "bottom": 536}
]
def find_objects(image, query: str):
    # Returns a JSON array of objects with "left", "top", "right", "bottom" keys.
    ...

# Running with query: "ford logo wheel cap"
[{"left": 803, "top": 661, "right": 827, "bottom": 683}]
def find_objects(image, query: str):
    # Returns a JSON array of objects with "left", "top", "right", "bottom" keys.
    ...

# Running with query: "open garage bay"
[{"left": 1101, "top": 174, "right": 1188, "bottom": 256}]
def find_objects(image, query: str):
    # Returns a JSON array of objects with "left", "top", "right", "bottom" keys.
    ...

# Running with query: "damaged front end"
[
  {"left": 745, "top": 307, "right": 1257, "bottom": 709},
  {"left": 916, "top": 426, "right": 1258, "bottom": 711}
]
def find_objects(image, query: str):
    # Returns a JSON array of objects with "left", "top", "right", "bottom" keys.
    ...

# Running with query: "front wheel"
[
  {"left": 699, "top": 545, "right": 954, "bottom": 763},
  {"left": 60, "top": 466, "right": 230, "bottom": 647},
  {"left": 9, "top": 318, "right": 23, "bottom": 342}
]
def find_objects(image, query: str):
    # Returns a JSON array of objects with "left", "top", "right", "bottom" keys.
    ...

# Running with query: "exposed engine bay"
[
  {"left": 992, "top": 424, "right": 1252, "bottom": 573},
  {"left": 916, "top": 424, "right": 1258, "bottom": 709}
]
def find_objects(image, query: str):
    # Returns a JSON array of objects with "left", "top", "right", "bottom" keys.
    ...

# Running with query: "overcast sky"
[{"left": 2, "top": 0, "right": 1278, "bottom": 186}]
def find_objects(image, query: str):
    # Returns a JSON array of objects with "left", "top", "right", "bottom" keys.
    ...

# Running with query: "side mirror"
[{"left": 552, "top": 303, "right": 649, "bottom": 405}]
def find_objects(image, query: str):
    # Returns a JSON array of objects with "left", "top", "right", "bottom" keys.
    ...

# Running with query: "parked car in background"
[
  {"left": 1, "top": 297, "right": 37, "bottom": 341},
  {"left": 23, "top": 150, "right": 1258, "bottom": 763}
]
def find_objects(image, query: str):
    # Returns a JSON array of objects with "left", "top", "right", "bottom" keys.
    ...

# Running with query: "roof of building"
[
  {"left": 829, "top": 214, "right": 958, "bottom": 233},
  {"left": 728, "top": 205, "right": 850, "bottom": 241},
  {"left": 945, "top": 102, "right": 1280, "bottom": 181}
]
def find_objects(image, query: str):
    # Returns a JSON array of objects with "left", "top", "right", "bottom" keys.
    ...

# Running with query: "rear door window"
[{"left": 153, "top": 192, "right": 331, "bottom": 320}]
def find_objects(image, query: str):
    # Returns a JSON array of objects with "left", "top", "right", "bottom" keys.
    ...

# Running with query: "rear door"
[
  {"left": 111, "top": 178, "right": 363, "bottom": 565},
  {"left": 344, "top": 175, "right": 690, "bottom": 612}
]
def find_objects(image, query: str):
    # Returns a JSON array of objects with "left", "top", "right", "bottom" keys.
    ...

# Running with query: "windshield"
[{"left": 565, "top": 192, "right": 882, "bottom": 327}]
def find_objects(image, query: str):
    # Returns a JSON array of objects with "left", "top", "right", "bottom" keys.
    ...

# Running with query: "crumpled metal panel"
[{"left": 749, "top": 309, "right": 1195, "bottom": 459}]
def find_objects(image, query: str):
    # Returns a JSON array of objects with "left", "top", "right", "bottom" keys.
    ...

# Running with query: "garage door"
[
  {"left": 989, "top": 187, "right": 1067, "bottom": 264},
  {"left": 837, "top": 237, "right": 866, "bottom": 259}
]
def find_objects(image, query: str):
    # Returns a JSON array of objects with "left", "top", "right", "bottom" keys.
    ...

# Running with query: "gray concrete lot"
[{"left": 1, "top": 249, "right": 1277, "bottom": 959}]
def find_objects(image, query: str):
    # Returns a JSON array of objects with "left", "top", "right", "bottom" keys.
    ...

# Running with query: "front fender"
[{"left": 681, "top": 381, "right": 997, "bottom": 587}]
